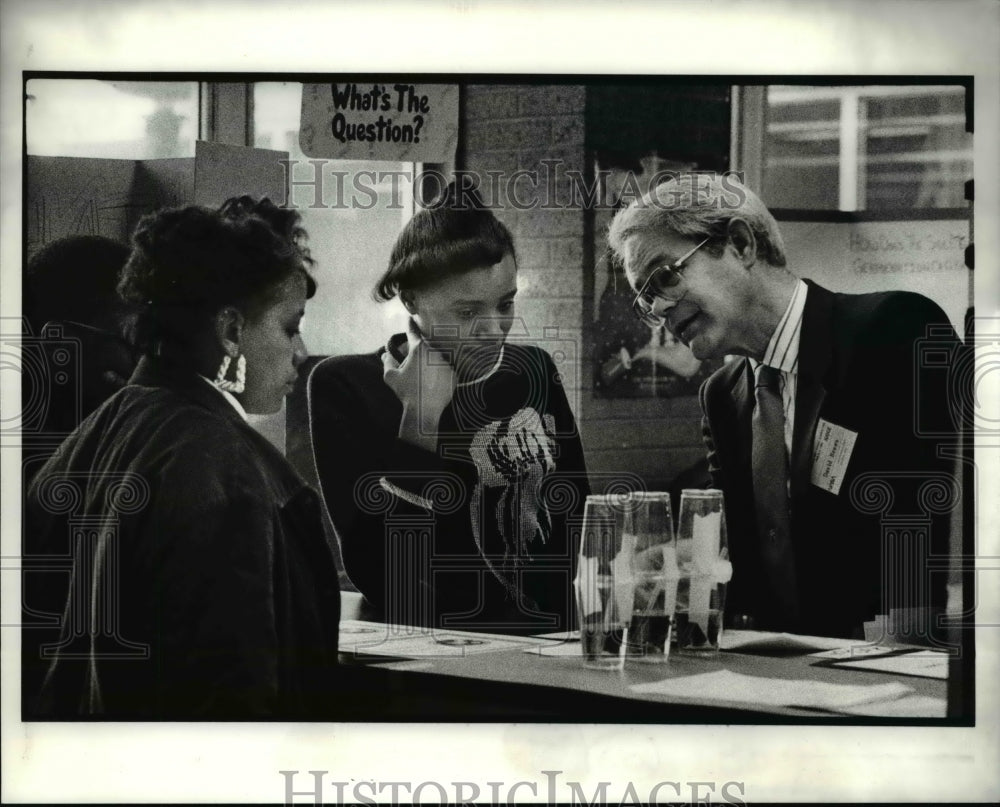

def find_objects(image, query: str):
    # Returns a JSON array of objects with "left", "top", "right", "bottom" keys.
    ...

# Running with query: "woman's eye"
[
  {"left": 498, "top": 301, "right": 515, "bottom": 314},
  {"left": 457, "top": 309, "right": 476, "bottom": 320}
]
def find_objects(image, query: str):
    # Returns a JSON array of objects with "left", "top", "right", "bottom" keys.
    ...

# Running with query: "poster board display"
[
  {"left": 779, "top": 216, "right": 972, "bottom": 335},
  {"left": 26, "top": 143, "right": 288, "bottom": 261}
]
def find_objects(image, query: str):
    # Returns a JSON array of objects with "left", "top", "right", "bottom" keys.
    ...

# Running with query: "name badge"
[{"left": 810, "top": 418, "right": 858, "bottom": 495}]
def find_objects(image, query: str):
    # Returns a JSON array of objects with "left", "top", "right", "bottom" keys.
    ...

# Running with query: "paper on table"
[
  {"left": 630, "top": 669, "right": 912, "bottom": 711},
  {"left": 350, "top": 632, "right": 535, "bottom": 657},
  {"left": 338, "top": 620, "right": 546, "bottom": 657},
  {"left": 523, "top": 641, "right": 585, "bottom": 657},
  {"left": 810, "top": 644, "right": 900, "bottom": 659},
  {"left": 533, "top": 630, "right": 580, "bottom": 641},
  {"left": 829, "top": 651, "right": 950, "bottom": 680},
  {"left": 338, "top": 620, "right": 414, "bottom": 649},
  {"left": 720, "top": 630, "right": 867, "bottom": 654}
]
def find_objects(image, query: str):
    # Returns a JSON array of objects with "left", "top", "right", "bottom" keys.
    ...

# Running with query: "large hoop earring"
[{"left": 214, "top": 354, "right": 246, "bottom": 394}]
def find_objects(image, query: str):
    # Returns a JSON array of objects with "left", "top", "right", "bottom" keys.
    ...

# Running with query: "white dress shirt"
[{"left": 750, "top": 279, "right": 808, "bottom": 460}]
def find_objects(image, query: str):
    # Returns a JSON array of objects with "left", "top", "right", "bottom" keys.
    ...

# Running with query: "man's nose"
[{"left": 651, "top": 295, "right": 680, "bottom": 316}]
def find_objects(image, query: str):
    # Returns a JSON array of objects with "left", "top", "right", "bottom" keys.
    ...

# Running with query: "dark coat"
[
  {"left": 23, "top": 357, "right": 341, "bottom": 719},
  {"left": 308, "top": 341, "right": 590, "bottom": 634},
  {"left": 699, "top": 281, "right": 959, "bottom": 638}
]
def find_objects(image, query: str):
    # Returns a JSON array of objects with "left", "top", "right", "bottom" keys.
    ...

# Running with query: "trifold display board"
[
  {"left": 778, "top": 214, "right": 972, "bottom": 335},
  {"left": 24, "top": 140, "right": 291, "bottom": 451},
  {"left": 25, "top": 141, "right": 288, "bottom": 261}
]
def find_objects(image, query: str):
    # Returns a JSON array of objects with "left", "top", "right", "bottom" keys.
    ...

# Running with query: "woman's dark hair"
[
  {"left": 373, "top": 182, "right": 516, "bottom": 302},
  {"left": 118, "top": 196, "right": 316, "bottom": 353}
]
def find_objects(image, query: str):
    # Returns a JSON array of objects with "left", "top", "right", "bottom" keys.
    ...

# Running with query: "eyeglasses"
[{"left": 631, "top": 237, "right": 711, "bottom": 327}]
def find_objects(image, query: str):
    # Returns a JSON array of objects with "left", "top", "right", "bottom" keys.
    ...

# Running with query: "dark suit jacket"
[
  {"left": 699, "top": 281, "right": 959, "bottom": 638},
  {"left": 24, "top": 357, "right": 341, "bottom": 719}
]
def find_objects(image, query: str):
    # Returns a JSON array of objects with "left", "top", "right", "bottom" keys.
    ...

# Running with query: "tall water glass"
[
  {"left": 575, "top": 494, "right": 630, "bottom": 670},
  {"left": 624, "top": 492, "right": 679, "bottom": 663},
  {"left": 675, "top": 489, "right": 731, "bottom": 653}
]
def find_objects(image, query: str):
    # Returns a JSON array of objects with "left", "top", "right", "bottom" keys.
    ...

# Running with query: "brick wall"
[
  {"left": 460, "top": 84, "right": 587, "bottom": 413},
  {"left": 459, "top": 83, "right": 709, "bottom": 494}
]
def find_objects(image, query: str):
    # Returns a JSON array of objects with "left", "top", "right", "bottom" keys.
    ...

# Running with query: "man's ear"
[
  {"left": 727, "top": 218, "right": 758, "bottom": 269},
  {"left": 399, "top": 290, "right": 418, "bottom": 316},
  {"left": 214, "top": 306, "right": 245, "bottom": 357}
]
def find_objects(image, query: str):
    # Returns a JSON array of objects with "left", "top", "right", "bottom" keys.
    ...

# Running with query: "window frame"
[{"left": 732, "top": 81, "right": 973, "bottom": 219}]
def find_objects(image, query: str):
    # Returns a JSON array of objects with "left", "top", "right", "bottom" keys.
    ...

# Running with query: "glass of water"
[
  {"left": 675, "top": 489, "right": 731, "bottom": 653},
  {"left": 624, "top": 492, "right": 679, "bottom": 663},
  {"left": 575, "top": 494, "right": 630, "bottom": 670}
]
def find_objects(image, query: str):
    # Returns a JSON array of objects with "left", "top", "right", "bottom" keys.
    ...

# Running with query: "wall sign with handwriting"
[{"left": 299, "top": 82, "right": 459, "bottom": 163}]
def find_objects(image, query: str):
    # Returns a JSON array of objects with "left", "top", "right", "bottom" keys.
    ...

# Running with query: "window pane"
[
  {"left": 26, "top": 79, "right": 198, "bottom": 158},
  {"left": 863, "top": 89, "right": 972, "bottom": 209},
  {"left": 764, "top": 87, "right": 840, "bottom": 209},
  {"left": 253, "top": 82, "right": 413, "bottom": 357},
  {"left": 762, "top": 85, "right": 971, "bottom": 211}
]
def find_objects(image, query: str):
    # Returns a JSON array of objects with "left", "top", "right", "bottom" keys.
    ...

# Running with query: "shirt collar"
[
  {"left": 455, "top": 343, "right": 505, "bottom": 387},
  {"left": 197, "top": 374, "right": 249, "bottom": 422},
  {"left": 755, "top": 279, "right": 808, "bottom": 375},
  {"left": 388, "top": 321, "right": 506, "bottom": 387}
]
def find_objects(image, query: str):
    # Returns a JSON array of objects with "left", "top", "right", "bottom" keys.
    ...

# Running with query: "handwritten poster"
[
  {"left": 299, "top": 82, "right": 459, "bottom": 162},
  {"left": 780, "top": 217, "right": 971, "bottom": 333}
]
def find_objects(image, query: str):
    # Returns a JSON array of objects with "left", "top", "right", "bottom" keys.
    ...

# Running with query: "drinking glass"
[
  {"left": 675, "top": 489, "right": 731, "bottom": 653},
  {"left": 575, "top": 494, "right": 630, "bottom": 670},
  {"left": 624, "top": 492, "right": 679, "bottom": 663}
]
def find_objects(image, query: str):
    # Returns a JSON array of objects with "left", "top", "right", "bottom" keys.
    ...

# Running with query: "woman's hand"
[{"left": 382, "top": 320, "right": 456, "bottom": 452}]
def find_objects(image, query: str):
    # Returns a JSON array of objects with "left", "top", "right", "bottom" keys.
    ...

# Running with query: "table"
[{"left": 331, "top": 597, "right": 964, "bottom": 724}]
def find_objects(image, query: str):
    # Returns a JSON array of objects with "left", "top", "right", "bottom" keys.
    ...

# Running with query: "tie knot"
[{"left": 756, "top": 364, "right": 782, "bottom": 391}]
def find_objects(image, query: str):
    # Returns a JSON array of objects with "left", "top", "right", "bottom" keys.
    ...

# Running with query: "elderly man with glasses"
[{"left": 607, "top": 173, "right": 960, "bottom": 641}]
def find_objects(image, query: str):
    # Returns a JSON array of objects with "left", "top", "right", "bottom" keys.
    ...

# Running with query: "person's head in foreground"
[
  {"left": 608, "top": 173, "right": 796, "bottom": 363},
  {"left": 374, "top": 181, "right": 518, "bottom": 380},
  {"left": 119, "top": 195, "right": 316, "bottom": 413},
  {"left": 25, "top": 234, "right": 133, "bottom": 338},
  {"left": 25, "top": 235, "right": 137, "bottom": 423}
]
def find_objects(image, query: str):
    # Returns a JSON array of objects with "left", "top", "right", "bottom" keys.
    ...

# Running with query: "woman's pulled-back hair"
[
  {"left": 374, "top": 181, "right": 515, "bottom": 302},
  {"left": 119, "top": 196, "right": 316, "bottom": 353}
]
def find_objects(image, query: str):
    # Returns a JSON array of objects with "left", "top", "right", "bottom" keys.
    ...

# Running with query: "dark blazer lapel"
[
  {"left": 734, "top": 358, "right": 754, "bottom": 457},
  {"left": 731, "top": 357, "right": 752, "bottom": 416},
  {"left": 790, "top": 281, "right": 835, "bottom": 502},
  {"left": 725, "top": 357, "right": 755, "bottom": 472}
]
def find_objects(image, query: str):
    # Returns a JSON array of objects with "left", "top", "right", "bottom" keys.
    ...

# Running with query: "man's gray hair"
[{"left": 607, "top": 173, "right": 787, "bottom": 268}]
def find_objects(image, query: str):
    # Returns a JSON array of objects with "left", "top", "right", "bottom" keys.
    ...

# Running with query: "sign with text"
[
  {"left": 299, "top": 82, "right": 459, "bottom": 163},
  {"left": 780, "top": 217, "right": 971, "bottom": 334}
]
